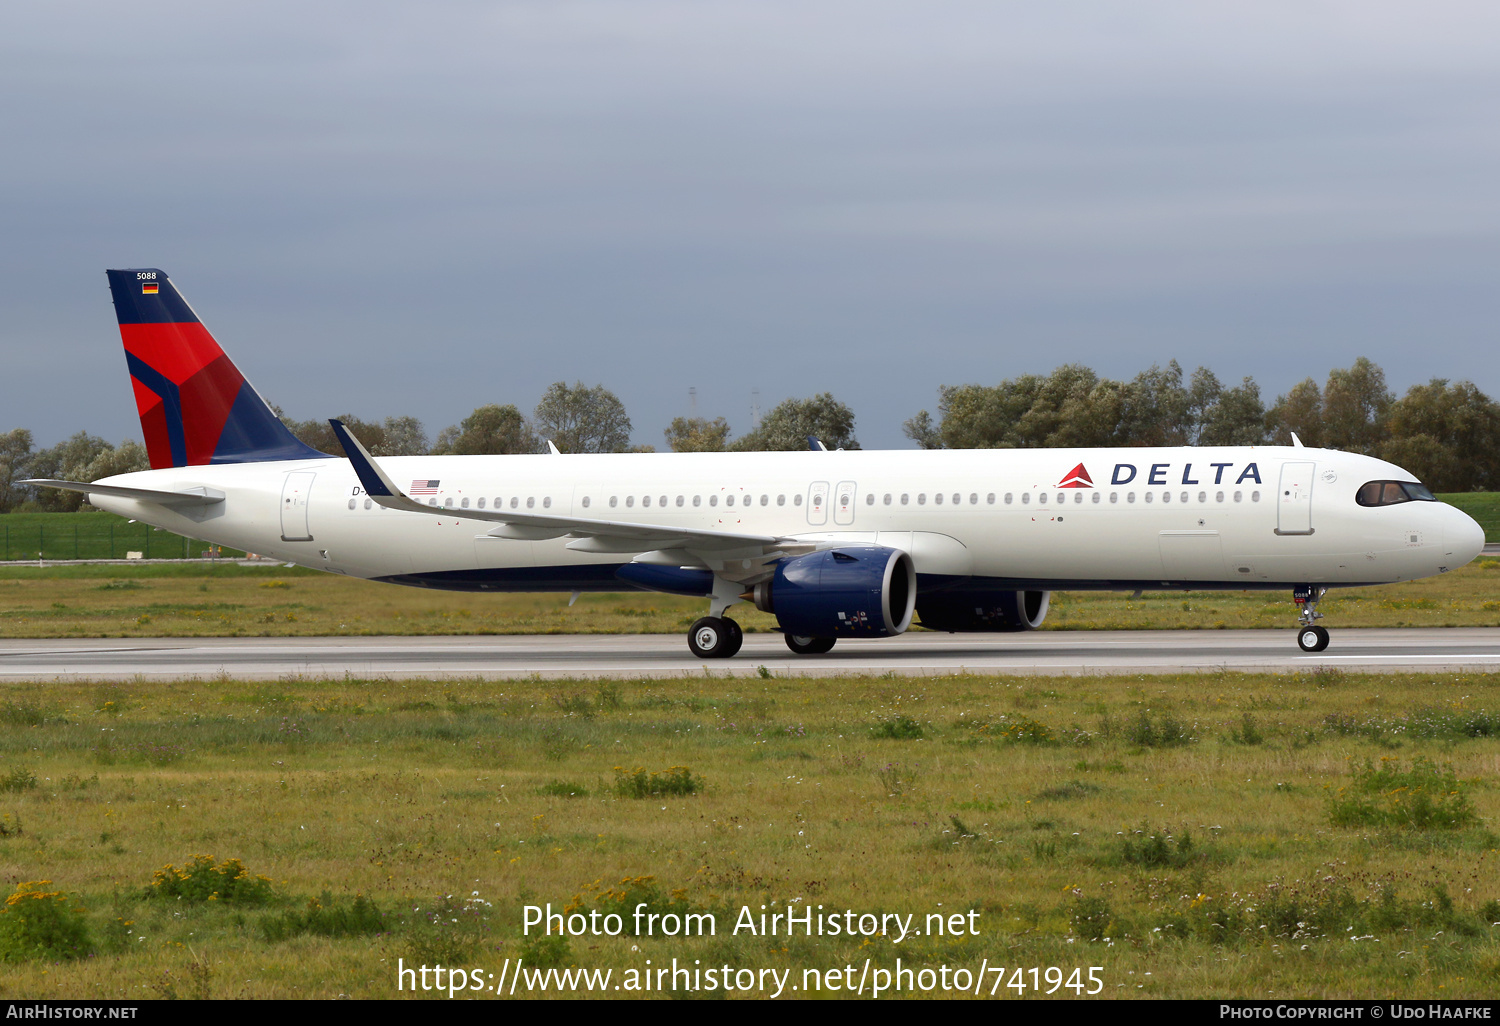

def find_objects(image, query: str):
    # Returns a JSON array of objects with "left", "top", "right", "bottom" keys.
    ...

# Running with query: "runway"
[{"left": 2, "top": 628, "right": 1499, "bottom": 680}]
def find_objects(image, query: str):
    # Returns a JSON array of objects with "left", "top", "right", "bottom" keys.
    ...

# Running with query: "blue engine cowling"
[
  {"left": 751, "top": 546, "right": 916, "bottom": 638},
  {"left": 915, "top": 589, "right": 1051, "bottom": 632}
]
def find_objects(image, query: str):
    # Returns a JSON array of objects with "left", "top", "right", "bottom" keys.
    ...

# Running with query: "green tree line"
[
  {"left": 0, "top": 383, "right": 859, "bottom": 512},
  {"left": 904, "top": 357, "right": 1500, "bottom": 492},
  {"left": 2, "top": 358, "right": 1496, "bottom": 512}
]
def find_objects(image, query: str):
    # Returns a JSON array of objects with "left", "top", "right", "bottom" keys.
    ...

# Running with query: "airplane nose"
[{"left": 1443, "top": 505, "right": 1486, "bottom": 566}]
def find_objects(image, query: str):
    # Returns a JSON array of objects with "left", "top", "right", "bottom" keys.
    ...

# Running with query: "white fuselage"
[{"left": 85, "top": 445, "right": 1484, "bottom": 594}]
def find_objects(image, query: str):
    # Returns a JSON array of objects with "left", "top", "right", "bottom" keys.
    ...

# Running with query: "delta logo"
[{"left": 1058, "top": 463, "right": 1094, "bottom": 488}]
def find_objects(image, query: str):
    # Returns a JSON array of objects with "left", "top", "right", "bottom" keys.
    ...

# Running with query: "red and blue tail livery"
[{"left": 106, "top": 269, "right": 328, "bottom": 469}]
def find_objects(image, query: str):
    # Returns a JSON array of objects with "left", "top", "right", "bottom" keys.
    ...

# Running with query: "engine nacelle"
[
  {"left": 751, "top": 546, "right": 916, "bottom": 638},
  {"left": 915, "top": 589, "right": 1051, "bottom": 632}
]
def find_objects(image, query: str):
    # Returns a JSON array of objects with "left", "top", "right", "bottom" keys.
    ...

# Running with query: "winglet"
[
  {"left": 546, "top": 439, "right": 561, "bottom": 455},
  {"left": 329, "top": 419, "right": 429, "bottom": 513},
  {"left": 808, "top": 436, "right": 828, "bottom": 451},
  {"left": 1290, "top": 432, "right": 1304, "bottom": 448}
]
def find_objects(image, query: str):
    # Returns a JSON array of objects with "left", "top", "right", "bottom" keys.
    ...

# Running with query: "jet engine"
[
  {"left": 750, "top": 546, "right": 916, "bottom": 638},
  {"left": 915, "top": 589, "right": 1051, "bottom": 632}
]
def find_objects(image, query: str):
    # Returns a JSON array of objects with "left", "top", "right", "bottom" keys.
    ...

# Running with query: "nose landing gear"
[{"left": 1294, "top": 584, "right": 1330, "bottom": 652}]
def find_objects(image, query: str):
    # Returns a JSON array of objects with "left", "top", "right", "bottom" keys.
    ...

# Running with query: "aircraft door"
[
  {"left": 807, "top": 481, "right": 829, "bottom": 526},
  {"left": 1276, "top": 461, "right": 1315, "bottom": 535},
  {"left": 280, "top": 471, "right": 316, "bottom": 542},
  {"left": 833, "top": 480, "right": 857, "bottom": 525}
]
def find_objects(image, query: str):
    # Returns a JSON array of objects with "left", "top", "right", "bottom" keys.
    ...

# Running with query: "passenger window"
[
  {"left": 626, "top": 496, "right": 634, "bottom": 508},
  {"left": 461, "top": 497, "right": 470, "bottom": 508},
  {"left": 794, "top": 494, "right": 803, "bottom": 506},
  {"left": 933, "top": 493, "right": 943, "bottom": 505},
  {"left": 581, "top": 496, "right": 590, "bottom": 508}
]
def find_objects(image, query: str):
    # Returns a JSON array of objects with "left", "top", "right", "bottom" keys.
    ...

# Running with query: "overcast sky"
[{"left": 4, "top": 1, "right": 1498, "bottom": 451}]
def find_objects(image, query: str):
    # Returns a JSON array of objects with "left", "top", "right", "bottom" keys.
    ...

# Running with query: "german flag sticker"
[{"left": 141, "top": 283, "right": 159, "bottom": 295}]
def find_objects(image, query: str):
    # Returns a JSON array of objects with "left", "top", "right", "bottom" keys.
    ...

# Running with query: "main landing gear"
[
  {"left": 688, "top": 616, "right": 743, "bottom": 659},
  {"left": 1293, "top": 584, "right": 1330, "bottom": 652},
  {"left": 784, "top": 634, "right": 836, "bottom": 655},
  {"left": 687, "top": 576, "right": 747, "bottom": 659},
  {"left": 684, "top": 575, "right": 839, "bottom": 659}
]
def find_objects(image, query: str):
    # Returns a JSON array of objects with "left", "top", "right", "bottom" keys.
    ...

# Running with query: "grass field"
[
  {"left": 0, "top": 490, "right": 1495, "bottom": 564},
  {"left": 1439, "top": 492, "right": 1500, "bottom": 543},
  {"left": 0, "top": 669, "right": 1497, "bottom": 999},
  {"left": 1, "top": 556, "right": 1497, "bottom": 639}
]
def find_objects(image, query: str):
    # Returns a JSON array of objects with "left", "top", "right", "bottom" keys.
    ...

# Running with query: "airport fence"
[{"left": 0, "top": 513, "right": 245, "bottom": 561}]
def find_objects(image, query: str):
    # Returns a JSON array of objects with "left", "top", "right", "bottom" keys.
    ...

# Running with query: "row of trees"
[
  {"left": 903, "top": 358, "right": 1500, "bottom": 492},
  {"left": 0, "top": 383, "right": 861, "bottom": 512},
  {"left": 3, "top": 359, "right": 1498, "bottom": 511}
]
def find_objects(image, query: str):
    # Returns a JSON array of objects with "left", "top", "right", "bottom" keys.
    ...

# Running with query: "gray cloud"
[{"left": 3, "top": 1, "right": 1498, "bottom": 449}]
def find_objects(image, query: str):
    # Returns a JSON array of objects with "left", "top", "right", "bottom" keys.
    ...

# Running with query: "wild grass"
[
  {"left": 1, "top": 557, "right": 1498, "bottom": 638},
  {"left": 0, "top": 669, "right": 1497, "bottom": 999}
]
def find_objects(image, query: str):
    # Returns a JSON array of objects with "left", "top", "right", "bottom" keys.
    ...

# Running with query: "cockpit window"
[{"left": 1355, "top": 480, "right": 1437, "bottom": 507}]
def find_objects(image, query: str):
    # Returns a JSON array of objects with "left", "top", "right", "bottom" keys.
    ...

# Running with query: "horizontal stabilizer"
[{"left": 22, "top": 479, "right": 224, "bottom": 507}]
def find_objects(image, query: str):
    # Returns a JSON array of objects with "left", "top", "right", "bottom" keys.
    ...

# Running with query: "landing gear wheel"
[
  {"left": 688, "top": 617, "right": 729, "bottom": 659},
  {"left": 1296, "top": 625, "right": 1330, "bottom": 652},
  {"left": 720, "top": 617, "right": 744, "bottom": 658},
  {"left": 785, "top": 634, "right": 836, "bottom": 655}
]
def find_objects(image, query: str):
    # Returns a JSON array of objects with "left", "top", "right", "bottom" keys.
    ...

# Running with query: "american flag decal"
[{"left": 410, "top": 480, "right": 440, "bottom": 495}]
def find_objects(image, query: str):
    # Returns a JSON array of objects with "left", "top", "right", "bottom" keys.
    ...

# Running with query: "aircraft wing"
[
  {"left": 22, "top": 479, "right": 224, "bottom": 508},
  {"left": 330, "top": 420, "right": 787, "bottom": 555}
]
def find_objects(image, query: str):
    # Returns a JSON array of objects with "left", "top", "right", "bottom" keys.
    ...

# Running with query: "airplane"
[{"left": 25, "top": 268, "right": 1488, "bottom": 659}]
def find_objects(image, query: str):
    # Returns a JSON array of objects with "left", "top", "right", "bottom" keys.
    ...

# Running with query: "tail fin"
[{"left": 106, "top": 268, "right": 329, "bottom": 468}]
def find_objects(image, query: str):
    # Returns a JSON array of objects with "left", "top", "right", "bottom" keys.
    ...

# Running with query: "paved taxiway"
[{"left": 2, "top": 628, "right": 1498, "bottom": 680}]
